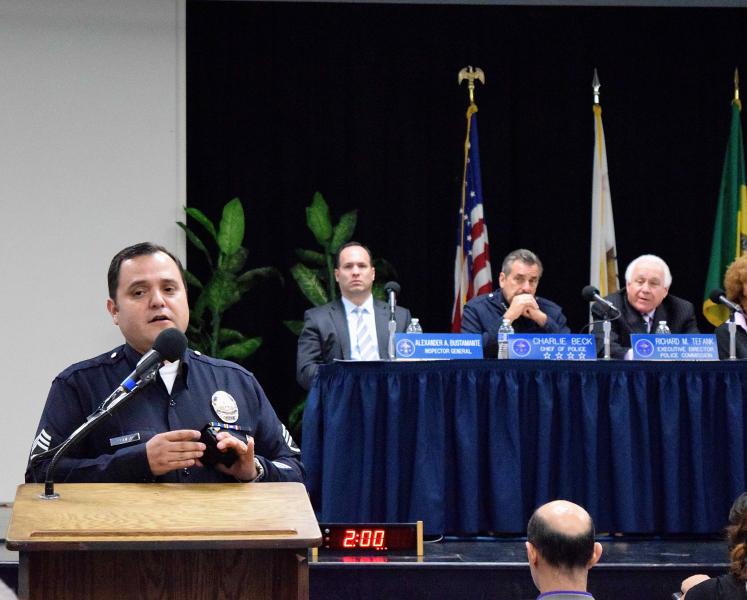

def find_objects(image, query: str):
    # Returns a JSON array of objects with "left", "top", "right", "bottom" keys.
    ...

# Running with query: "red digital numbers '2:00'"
[{"left": 342, "top": 528, "right": 386, "bottom": 548}]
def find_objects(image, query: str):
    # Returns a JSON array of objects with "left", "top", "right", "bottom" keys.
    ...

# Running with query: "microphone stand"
[
  {"left": 602, "top": 318, "right": 612, "bottom": 360},
  {"left": 728, "top": 311, "right": 737, "bottom": 361},
  {"left": 387, "top": 294, "right": 396, "bottom": 360},
  {"left": 39, "top": 366, "right": 159, "bottom": 500}
]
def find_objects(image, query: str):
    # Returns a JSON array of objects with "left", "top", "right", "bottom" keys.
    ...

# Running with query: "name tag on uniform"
[
  {"left": 630, "top": 334, "right": 719, "bottom": 360},
  {"left": 109, "top": 432, "right": 141, "bottom": 447},
  {"left": 507, "top": 334, "right": 597, "bottom": 360}
]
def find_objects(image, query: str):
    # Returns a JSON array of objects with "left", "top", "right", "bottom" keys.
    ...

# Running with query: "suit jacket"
[
  {"left": 591, "top": 289, "right": 699, "bottom": 359},
  {"left": 715, "top": 321, "right": 747, "bottom": 360},
  {"left": 296, "top": 298, "right": 412, "bottom": 390},
  {"left": 460, "top": 290, "right": 570, "bottom": 358}
]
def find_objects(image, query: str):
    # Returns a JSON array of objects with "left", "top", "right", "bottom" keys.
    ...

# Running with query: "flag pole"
[
  {"left": 457, "top": 66, "right": 484, "bottom": 312},
  {"left": 458, "top": 65, "right": 485, "bottom": 105},
  {"left": 590, "top": 69, "right": 601, "bottom": 326},
  {"left": 735, "top": 68, "right": 741, "bottom": 109},
  {"left": 702, "top": 70, "right": 747, "bottom": 325},
  {"left": 451, "top": 66, "right": 487, "bottom": 331},
  {"left": 457, "top": 66, "right": 485, "bottom": 268}
]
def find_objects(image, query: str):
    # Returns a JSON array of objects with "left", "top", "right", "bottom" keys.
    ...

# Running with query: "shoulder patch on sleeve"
[{"left": 281, "top": 424, "right": 300, "bottom": 453}]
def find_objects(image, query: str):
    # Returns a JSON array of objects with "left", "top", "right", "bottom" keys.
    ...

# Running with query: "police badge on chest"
[{"left": 211, "top": 391, "right": 238, "bottom": 423}]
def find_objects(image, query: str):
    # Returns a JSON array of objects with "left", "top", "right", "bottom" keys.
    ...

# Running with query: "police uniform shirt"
[{"left": 26, "top": 344, "right": 303, "bottom": 484}]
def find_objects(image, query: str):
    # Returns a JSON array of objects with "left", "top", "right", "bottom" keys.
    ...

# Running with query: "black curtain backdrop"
[{"left": 187, "top": 1, "right": 747, "bottom": 424}]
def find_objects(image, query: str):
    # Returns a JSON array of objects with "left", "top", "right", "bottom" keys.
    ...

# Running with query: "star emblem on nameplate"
[
  {"left": 396, "top": 338, "right": 415, "bottom": 358},
  {"left": 634, "top": 339, "right": 655, "bottom": 358},
  {"left": 511, "top": 339, "right": 531, "bottom": 357}
]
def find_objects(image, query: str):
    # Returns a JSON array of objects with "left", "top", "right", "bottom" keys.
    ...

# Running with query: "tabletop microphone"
[
  {"left": 384, "top": 281, "right": 401, "bottom": 320},
  {"left": 709, "top": 289, "right": 744, "bottom": 314},
  {"left": 582, "top": 285, "right": 621, "bottom": 315},
  {"left": 384, "top": 282, "right": 400, "bottom": 360}
]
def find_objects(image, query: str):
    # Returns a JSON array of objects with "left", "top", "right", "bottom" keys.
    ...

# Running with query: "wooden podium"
[{"left": 6, "top": 482, "right": 321, "bottom": 600}]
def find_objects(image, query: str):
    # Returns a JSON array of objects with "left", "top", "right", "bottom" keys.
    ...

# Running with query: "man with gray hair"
[
  {"left": 591, "top": 254, "right": 698, "bottom": 359},
  {"left": 526, "top": 500, "right": 603, "bottom": 599},
  {"left": 461, "top": 249, "right": 569, "bottom": 357}
]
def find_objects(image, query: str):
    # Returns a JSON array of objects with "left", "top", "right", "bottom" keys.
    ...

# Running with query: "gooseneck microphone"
[
  {"left": 110, "top": 327, "right": 188, "bottom": 400},
  {"left": 88, "top": 326, "right": 189, "bottom": 415},
  {"left": 708, "top": 289, "right": 744, "bottom": 314},
  {"left": 581, "top": 285, "right": 621, "bottom": 315},
  {"left": 384, "top": 281, "right": 401, "bottom": 360},
  {"left": 710, "top": 289, "right": 742, "bottom": 360},
  {"left": 39, "top": 328, "right": 188, "bottom": 499}
]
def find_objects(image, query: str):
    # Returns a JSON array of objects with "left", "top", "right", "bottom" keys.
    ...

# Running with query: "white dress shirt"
[{"left": 341, "top": 295, "right": 380, "bottom": 360}]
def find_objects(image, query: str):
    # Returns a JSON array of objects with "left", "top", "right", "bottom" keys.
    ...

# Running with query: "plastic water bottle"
[
  {"left": 497, "top": 318, "right": 514, "bottom": 359},
  {"left": 406, "top": 318, "right": 423, "bottom": 334},
  {"left": 655, "top": 321, "right": 671, "bottom": 335}
]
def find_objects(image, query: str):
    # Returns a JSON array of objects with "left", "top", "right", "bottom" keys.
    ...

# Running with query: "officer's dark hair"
[
  {"left": 502, "top": 248, "right": 543, "bottom": 278},
  {"left": 527, "top": 509, "right": 595, "bottom": 570},
  {"left": 335, "top": 241, "right": 373, "bottom": 268},
  {"left": 107, "top": 242, "right": 186, "bottom": 300}
]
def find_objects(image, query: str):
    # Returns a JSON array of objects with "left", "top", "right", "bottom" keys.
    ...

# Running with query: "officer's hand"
[
  {"left": 145, "top": 429, "right": 204, "bottom": 476},
  {"left": 214, "top": 432, "right": 258, "bottom": 481},
  {"left": 522, "top": 304, "right": 548, "bottom": 327},
  {"left": 504, "top": 293, "right": 538, "bottom": 322}
]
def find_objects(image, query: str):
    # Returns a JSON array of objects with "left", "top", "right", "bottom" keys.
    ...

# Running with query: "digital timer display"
[{"left": 318, "top": 522, "right": 422, "bottom": 554}]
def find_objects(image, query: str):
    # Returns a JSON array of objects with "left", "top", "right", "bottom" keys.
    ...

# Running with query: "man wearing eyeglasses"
[
  {"left": 591, "top": 254, "right": 698, "bottom": 359},
  {"left": 461, "top": 248, "right": 570, "bottom": 357}
]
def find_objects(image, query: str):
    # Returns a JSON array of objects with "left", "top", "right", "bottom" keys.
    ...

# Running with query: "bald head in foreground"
[{"left": 526, "top": 500, "right": 603, "bottom": 599}]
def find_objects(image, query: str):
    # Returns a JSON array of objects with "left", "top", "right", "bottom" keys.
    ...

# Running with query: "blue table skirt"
[{"left": 302, "top": 359, "right": 747, "bottom": 535}]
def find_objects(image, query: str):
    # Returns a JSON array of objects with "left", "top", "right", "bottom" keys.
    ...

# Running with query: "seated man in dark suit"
[
  {"left": 591, "top": 254, "right": 698, "bottom": 359},
  {"left": 296, "top": 241, "right": 411, "bottom": 390},
  {"left": 461, "top": 248, "right": 570, "bottom": 357}
]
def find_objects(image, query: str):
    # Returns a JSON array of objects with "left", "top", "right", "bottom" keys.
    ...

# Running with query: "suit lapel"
[
  {"left": 622, "top": 295, "right": 647, "bottom": 334},
  {"left": 330, "top": 300, "right": 352, "bottom": 359},
  {"left": 374, "top": 299, "right": 390, "bottom": 359}
]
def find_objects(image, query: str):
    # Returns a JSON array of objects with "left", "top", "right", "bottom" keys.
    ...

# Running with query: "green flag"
[{"left": 703, "top": 97, "right": 747, "bottom": 326}]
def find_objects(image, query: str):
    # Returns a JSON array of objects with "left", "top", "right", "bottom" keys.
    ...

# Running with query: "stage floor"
[
  {"left": 313, "top": 534, "right": 727, "bottom": 568},
  {"left": 1, "top": 504, "right": 729, "bottom": 599},
  {"left": 310, "top": 535, "right": 727, "bottom": 600}
]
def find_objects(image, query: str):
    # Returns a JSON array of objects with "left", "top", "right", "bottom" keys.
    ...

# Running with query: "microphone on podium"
[{"left": 106, "top": 327, "right": 188, "bottom": 405}]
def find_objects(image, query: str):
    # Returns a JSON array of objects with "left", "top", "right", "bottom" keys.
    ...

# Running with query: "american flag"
[{"left": 451, "top": 103, "right": 492, "bottom": 332}]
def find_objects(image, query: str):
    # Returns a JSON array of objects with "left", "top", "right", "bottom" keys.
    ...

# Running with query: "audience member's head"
[
  {"left": 681, "top": 491, "right": 747, "bottom": 598},
  {"left": 526, "top": 500, "right": 603, "bottom": 594},
  {"left": 726, "top": 491, "right": 747, "bottom": 581}
]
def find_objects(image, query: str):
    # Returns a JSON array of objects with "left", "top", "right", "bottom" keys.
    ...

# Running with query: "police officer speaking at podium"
[
  {"left": 461, "top": 248, "right": 570, "bottom": 357},
  {"left": 26, "top": 242, "right": 303, "bottom": 485}
]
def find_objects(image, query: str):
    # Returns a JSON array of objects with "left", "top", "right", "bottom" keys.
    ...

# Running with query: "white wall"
[{"left": 0, "top": 0, "right": 185, "bottom": 501}]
